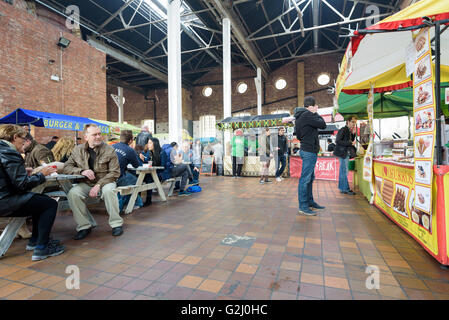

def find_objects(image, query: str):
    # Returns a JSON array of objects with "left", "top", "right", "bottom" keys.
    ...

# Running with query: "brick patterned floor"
[{"left": 1, "top": 176, "right": 449, "bottom": 300}]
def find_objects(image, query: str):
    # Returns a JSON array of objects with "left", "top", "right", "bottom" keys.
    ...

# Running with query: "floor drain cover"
[{"left": 221, "top": 234, "right": 256, "bottom": 248}]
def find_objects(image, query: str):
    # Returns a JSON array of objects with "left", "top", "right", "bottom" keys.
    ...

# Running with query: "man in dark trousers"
[
  {"left": 113, "top": 130, "right": 143, "bottom": 211},
  {"left": 275, "top": 127, "right": 288, "bottom": 182},
  {"left": 294, "top": 96, "right": 327, "bottom": 216}
]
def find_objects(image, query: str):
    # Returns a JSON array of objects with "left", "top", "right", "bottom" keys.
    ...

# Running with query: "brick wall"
[
  {"left": 0, "top": 0, "right": 106, "bottom": 144},
  {"left": 192, "top": 53, "right": 343, "bottom": 121}
]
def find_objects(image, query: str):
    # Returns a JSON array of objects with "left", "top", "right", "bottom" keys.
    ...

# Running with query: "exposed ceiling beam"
[
  {"left": 210, "top": 0, "right": 269, "bottom": 78},
  {"left": 264, "top": 48, "right": 344, "bottom": 63},
  {"left": 87, "top": 35, "right": 169, "bottom": 83},
  {"left": 98, "top": 0, "right": 139, "bottom": 30},
  {"left": 347, "top": 0, "right": 395, "bottom": 10},
  {"left": 248, "top": 12, "right": 390, "bottom": 41},
  {"left": 312, "top": 0, "right": 319, "bottom": 52}
]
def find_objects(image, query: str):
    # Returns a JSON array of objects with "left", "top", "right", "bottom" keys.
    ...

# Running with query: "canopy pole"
[{"left": 435, "top": 21, "right": 442, "bottom": 165}]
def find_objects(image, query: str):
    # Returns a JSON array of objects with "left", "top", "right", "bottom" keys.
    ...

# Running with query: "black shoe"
[
  {"left": 264, "top": 179, "right": 272, "bottom": 183},
  {"left": 341, "top": 190, "right": 356, "bottom": 195},
  {"left": 74, "top": 228, "right": 91, "bottom": 240},
  {"left": 26, "top": 238, "right": 61, "bottom": 251},
  {"left": 112, "top": 227, "right": 123, "bottom": 237},
  {"left": 309, "top": 202, "right": 325, "bottom": 210},
  {"left": 32, "top": 243, "right": 65, "bottom": 261}
]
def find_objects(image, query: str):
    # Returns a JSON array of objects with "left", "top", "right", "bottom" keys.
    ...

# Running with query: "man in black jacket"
[
  {"left": 275, "top": 127, "right": 288, "bottom": 182},
  {"left": 334, "top": 116, "right": 357, "bottom": 195},
  {"left": 294, "top": 96, "right": 327, "bottom": 215}
]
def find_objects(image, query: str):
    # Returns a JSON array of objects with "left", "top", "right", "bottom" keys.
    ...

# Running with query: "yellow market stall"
[{"left": 336, "top": 0, "right": 449, "bottom": 266}]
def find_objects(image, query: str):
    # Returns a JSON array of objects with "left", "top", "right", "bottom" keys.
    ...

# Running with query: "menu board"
[
  {"left": 200, "top": 155, "right": 214, "bottom": 175},
  {"left": 412, "top": 28, "right": 436, "bottom": 222},
  {"left": 373, "top": 160, "right": 438, "bottom": 255}
]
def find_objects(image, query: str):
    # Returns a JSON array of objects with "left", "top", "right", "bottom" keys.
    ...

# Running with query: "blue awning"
[{"left": 0, "top": 108, "right": 109, "bottom": 134}]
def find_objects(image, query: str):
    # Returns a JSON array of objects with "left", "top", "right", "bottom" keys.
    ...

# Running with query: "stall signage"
[
  {"left": 445, "top": 88, "right": 449, "bottom": 105},
  {"left": 412, "top": 28, "right": 436, "bottom": 215},
  {"left": 290, "top": 157, "right": 338, "bottom": 181},
  {"left": 43, "top": 119, "right": 109, "bottom": 133},
  {"left": 373, "top": 161, "right": 437, "bottom": 255}
]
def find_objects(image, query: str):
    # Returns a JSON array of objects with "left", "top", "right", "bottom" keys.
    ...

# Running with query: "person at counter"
[
  {"left": 231, "top": 129, "right": 245, "bottom": 178},
  {"left": 327, "top": 138, "right": 336, "bottom": 152},
  {"left": 334, "top": 115, "right": 357, "bottom": 196},
  {"left": 294, "top": 96, "right": 327, "bottom": 216},
  {"left": 275, "top": 127, "right": 288, "bottom": 182}
]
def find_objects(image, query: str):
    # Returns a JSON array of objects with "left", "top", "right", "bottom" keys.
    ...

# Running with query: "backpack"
[
  {"left": 161, "top": 144, "right": 174, "bottom": 169},
  {"left": 187, "top": 185, "right": 202, "bottom": 193}
]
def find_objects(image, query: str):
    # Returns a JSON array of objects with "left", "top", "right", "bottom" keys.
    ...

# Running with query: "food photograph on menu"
[
  {"left": 415, "top": 107, "right": 435, "bottom": 134},
  {"left": 381, "top": 179, "right": 394, "bottom": 207},
  {"left": 375, "top": 177, "right": 383, "bottom": 196},
  {"left": 414, "top": 80, "right": 434, "bottom": 108},
  {"left": 414, "top": 30, "right": 430, "bottom": 59},
  {"left": 415, "top": 160, "right": 432, "bottom": 185},
  {"left": 414, "top": 134, "right": 434, "bottom": 159},
  {"left": 415, "top": 184, "right": 432, "bottom": 213},
  {"left": 414, "top": 53, "right": 432, "bottom": 83},
  {"left": 393, "top": 184, "right": 410, "bottom": 218}
]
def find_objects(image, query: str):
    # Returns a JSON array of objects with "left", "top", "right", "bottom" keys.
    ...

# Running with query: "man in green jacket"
[
  {"left": 63, "top": 124, "right": 122, "bottom": 239},
  {"left": 231, "top": 129, "right": 245, "bottom": 177}
]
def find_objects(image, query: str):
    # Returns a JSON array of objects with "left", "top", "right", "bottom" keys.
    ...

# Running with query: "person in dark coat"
[
  {"left": 0, "top": 124, "right": 65, "bottom": 261},
  {"left": 45, "top": 136, "right": 59, "bottom": 150},
  {"left": 334, "top": 116, "right": 357, "bottom": 195},
  {"left": 294, "top": 96, "right": 327, "bottom": 216},
  {"left": 327, "top": 138, "right": 336, "bottom": 152},
  {"left": 274, "top": 127, "right": 288, "bottom": 181}
]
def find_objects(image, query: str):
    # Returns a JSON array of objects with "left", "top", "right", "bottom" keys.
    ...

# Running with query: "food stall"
[
  {"left": 216, "top": 113, "right": 293, "bottom": 176},
  {"left": 336, "top": 0, "right": 449, "bottom": 265},
  {"left": 289, "top": 124, "right": 354, "bottom": 184}
]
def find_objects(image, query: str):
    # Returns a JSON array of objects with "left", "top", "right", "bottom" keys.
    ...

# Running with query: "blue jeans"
[
  {"left": 338, "top": 156, "right": 350, "bottom": 192},
  {"left": 117, "top": 172, "right": 143, "bottom": 211},
  {"left": 275, "top": 154, "right": 287, "bottom": 178},
  {"left": 298, "top": 150, "right": 317, "bottom": 209}
]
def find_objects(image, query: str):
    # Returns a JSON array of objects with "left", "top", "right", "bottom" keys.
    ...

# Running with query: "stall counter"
[
  {"left": 290, "top": 155, "right": 353, "bottom": 184},
  {"left": 354, "top": 157, "right": 373, "bottom": 202},
  {"left": 372, "top": 159, "right": 449, "bottom": 265}
]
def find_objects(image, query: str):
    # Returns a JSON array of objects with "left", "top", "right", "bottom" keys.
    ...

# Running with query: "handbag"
[
  {"left": 333, "top": 144, "right": 347, "bottom": 158},
  {"left": 348, "top": 146, "right": 357, "bottom": 159}
]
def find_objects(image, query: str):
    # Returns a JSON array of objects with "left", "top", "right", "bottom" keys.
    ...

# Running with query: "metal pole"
[
  {"left": 168, "top": 0, "right": 183, "bottom": 144},
  {"left": 435, "top": 21, "right": 442, "bottom": 165},
  {"left": 223, "top": 18, "right": 232, "bottom": 119}
]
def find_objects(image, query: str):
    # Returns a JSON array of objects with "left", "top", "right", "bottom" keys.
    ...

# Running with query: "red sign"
[{"left": 290, "top": 156, "right": 353, "bottom": 183}]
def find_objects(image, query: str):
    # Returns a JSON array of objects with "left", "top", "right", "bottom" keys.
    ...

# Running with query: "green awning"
[{"left": 338, "top": 84, "right": 449, "bottom": 119}]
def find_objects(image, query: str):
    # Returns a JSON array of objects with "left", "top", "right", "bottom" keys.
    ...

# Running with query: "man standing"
[
  {"left": 63, "top": 124, "right": 123, "bottom": 239},
  {"left": 294, "top": 96, "right": 327, "bottom": 216},
  {"left": 45, "top": 136, "right": 59, "bottom": 150},
  {"left": 136, "top": 125, "right": 152, "bottom": 148},
  {"left": 23, "top": 133, "right": 55, "bottom": 168},
  {"left": 275, "top": 127, "right": 288, "bottom": 182}
]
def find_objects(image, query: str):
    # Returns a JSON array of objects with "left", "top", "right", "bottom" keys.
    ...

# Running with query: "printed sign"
[
  {"left": 200, "top": 155, "right": 214, "bottom": 175},
  {"left": 363, "top": 85, "right": 374, "bottom": 182},
  {"left": 373, "top": 160, "right": 437, "bottom": 254},
  {"left": 413, "top": 27, "right": 436, "bottom": 214}
]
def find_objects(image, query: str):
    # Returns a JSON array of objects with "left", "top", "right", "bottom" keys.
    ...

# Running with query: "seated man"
[
  {"left": 180, "top": 141, "right": 199, "bottom": 184},
  {"left": 23, "top": 133, "right": 55, "bottom": 168},
  {"left": 160, "top": 142, "right": 192, "bottom": 196},
  {"left": 112, "top": 130, "right": 143, "bottom": 212},
  {"left": 63, "top": 124, "right": 123, "bottom": 239}
]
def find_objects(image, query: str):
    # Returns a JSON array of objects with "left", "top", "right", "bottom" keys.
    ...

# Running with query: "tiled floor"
[{"left": 1, "top": 176, "right": 449, "bottom": 300}]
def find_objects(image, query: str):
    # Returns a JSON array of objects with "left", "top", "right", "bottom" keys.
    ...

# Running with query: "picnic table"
[
  {"left": 0, "top": 174, "right": 86, "bottom": 257},
  {"left": 115, "top": 166, "right": 167, "bottom": 215}
]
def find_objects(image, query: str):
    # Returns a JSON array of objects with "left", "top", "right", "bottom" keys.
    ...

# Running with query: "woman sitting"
[
  {"left": 52, "top": 136, "right": 75, "bottom": 163},
  {"left": 0, "top": 124, "right": 65, "bottom": 261},
  {"left": 139, "top": 138, "right": 164, "bottom": 206}
]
